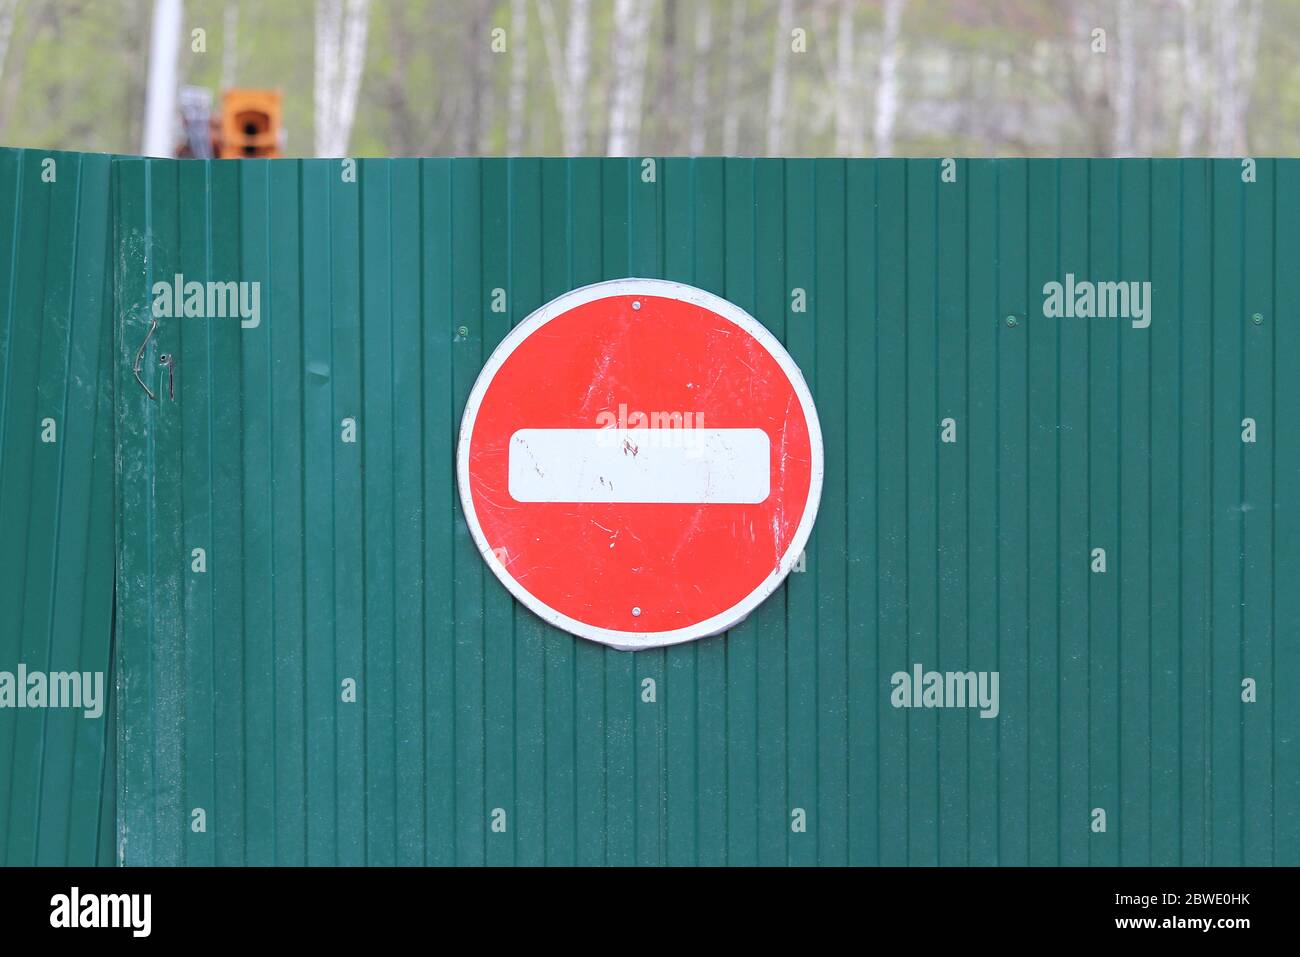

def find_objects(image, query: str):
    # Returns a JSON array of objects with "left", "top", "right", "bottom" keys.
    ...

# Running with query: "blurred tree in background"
[{"left": 0, "top": 0, "right": 1291, "bottom": 157}]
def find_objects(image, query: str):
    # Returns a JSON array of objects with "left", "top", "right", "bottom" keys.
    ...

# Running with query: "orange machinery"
[{"left": 217, "top": 89, "right": 283, "bottom": 158}]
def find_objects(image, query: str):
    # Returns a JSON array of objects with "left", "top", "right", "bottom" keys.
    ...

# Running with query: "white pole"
[{"left": 141, "top": 0, "right": 183, "bottom": 157}]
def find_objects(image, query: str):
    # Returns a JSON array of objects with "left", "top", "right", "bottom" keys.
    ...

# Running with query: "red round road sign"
[{"left": 457, "top": 279, "right": 823, "bottom": 650}]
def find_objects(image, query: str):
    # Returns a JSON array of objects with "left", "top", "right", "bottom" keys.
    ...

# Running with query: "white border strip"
[{"left": 507, "top": 427, "right": 772, "bottom": 504}]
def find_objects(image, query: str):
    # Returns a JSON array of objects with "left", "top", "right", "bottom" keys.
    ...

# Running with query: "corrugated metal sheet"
[
  {"left": 0, "top": 148, "right": 116, "bottom": 866},
  {"left": 114, "top": 157, "right": 1300, "bottom": 865}
]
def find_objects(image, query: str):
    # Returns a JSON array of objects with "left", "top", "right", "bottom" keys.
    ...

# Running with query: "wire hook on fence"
[
  {"left": 159, "top": 353, "right": 175, "bottom": 401},
  {"left": 133, "top": 315, "right": 158, "bottom": 401}
]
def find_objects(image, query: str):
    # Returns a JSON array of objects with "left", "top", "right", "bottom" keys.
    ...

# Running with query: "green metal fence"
[
  {"left": 0, "top": 148, "right": 116, "bottom": 866},
  {"left": 108, "top": 157, "right": 1300, "bottom": 865},
  {"left": 0, "top": 153, "right": 1292, "bottom": 866}
]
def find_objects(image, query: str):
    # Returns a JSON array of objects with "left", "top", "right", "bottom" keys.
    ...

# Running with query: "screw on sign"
[{"left": 457, "top": 279, "right": 824, "bottom": 651}]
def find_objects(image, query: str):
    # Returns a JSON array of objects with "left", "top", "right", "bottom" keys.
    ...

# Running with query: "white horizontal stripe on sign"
[{"left": 508, "top": 428, "right": 771, "bottom": 504}]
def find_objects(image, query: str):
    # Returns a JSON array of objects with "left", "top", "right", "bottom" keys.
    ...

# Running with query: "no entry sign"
[{"left": 457, "top": 279, "right": 823, "bottom": 650}]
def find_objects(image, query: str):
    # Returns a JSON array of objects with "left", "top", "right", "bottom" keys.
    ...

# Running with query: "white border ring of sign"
[{"left": 456, "top": 278, "right": 826, "bottom": 651}]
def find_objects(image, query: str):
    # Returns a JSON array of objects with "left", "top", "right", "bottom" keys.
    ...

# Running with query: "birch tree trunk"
[
  {"left": 1219, "top": 0, "right": 1264, "bottom": 154},
  {"left": 722, "top": 0, "right": 745, "bottom": 155},
  {"left": 507, "top": 0, "right": 529, "bottom": 154},
  {"left": 457, "top": 0, "right": 493, "bottom": 154},
  {"left": 315, "top": 0, "right": 371, "bottom": 157},
  {"left": 314, "top": 0, "right": 371, "bottom": 157},
  {"left": 1211, "top": 0, "right": 1261, "bottom": 155},
  {"left": 688, "top": 0, "right": 712, "bottom": 154},
  {"left": 657, "top": 0, "right": 679, "bottom": 151},
  {"left": 533, "top": 0, "right": 590, "bottom": 153},
  {"left": 0, "top": 0, "right": 24, "bottom": 134},
  {"left": 0, "top": 0, "right": 19, "bottom": 132},
  {"left": 1112, "top": 0, "right": 1136, "bottom": 155},
  {"left": 538, "top": 0, "right": 593, "bottom": 153},
  {"left": 566, "top": 0, "right": 592, "bottom": 153},
  {"left": 607, "top": 0, "right": 654, "bottom": 156},
  {"left": 1178, "top": 0, "right": 1204, "bottom": 154},
  {"left": 383, "top": 1, "right": 418, "bottom": 155},
  {"left": 336, "top": 0, "right": 370, "bottom": 153},
  {"left": 1212, "top": 0, "right": 1238, "bottom": 154},
  {"left": 221, "top": 0, "right": 239, "bottom": 91},
  {"left": 833, "top": 0, "right": 858, "bottom": 156},
  {"left": 872, "top": 0, "right": 906, "bottom": 157},
  {"left": 0, "top": 0, "right": 15, "bottom": 89},
  {"left": 766, "top": 0, "right": 793, "bottom": 156},
  {"left": 314, "top": 0, "right": 341, "bottom": 155},
  {"left": 0, "top": 0, "right": 14, "bottom": 87}
]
